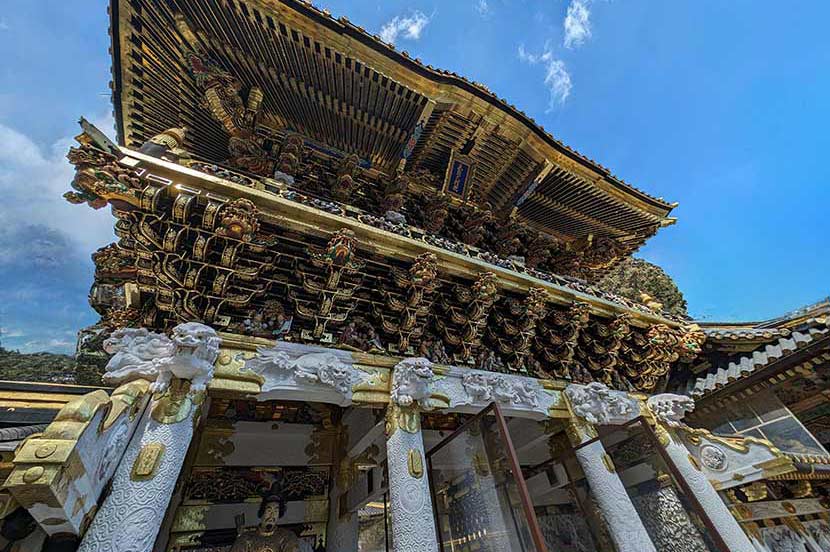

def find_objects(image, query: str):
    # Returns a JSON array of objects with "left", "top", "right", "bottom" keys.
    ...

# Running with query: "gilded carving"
[
  {"left": 292, "top": 228, "right": 363, "bottom": 339},
  {"left": 408, "top": 449, "right": 424, "bottom": 479},
  {"left": 378, "top": 253, "right": 440, "bottom": 353},
  {"left": 437, "top": 272, "right": 498, "bottom": 362},
  {"left": 488, "top": 287, "right": 548, "bottom": 374},
  {"left": 131, "top": 443, "right": 165, "bottom": 481}
]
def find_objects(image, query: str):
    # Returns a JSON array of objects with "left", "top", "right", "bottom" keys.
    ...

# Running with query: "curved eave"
[
  {"left": 278, "top": 0, "right": 674, "bottom": 216},
  {"left": 107, "top": 0, "right": 675, "bottom": 221}
]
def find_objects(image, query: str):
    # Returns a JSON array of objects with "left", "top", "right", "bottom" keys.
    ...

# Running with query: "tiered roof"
[{"left": 109, "top": 0, "right": 676, "bottom": 253}]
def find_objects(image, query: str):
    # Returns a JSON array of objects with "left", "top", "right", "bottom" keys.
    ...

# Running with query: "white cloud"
[
  {"left": 517, "top": 45, "right": 572, "bottom": 109},
  {"left": 564, "top": 0, "right": 591, "bottom": 49},
  {"left": 0, "top": 114, "right": 116, "bottom": 261},
  {"left": 475, "top": 0, "right": 491, "bottom": 17},
  {"left": 543, "top": 59, "right": 572, "bottom": 106},
  {"left": 0, "top": 327, "right": 24, "bottom": 338},
  {"left": 379, "top": 11, "right": 429, "bottom": 45}
]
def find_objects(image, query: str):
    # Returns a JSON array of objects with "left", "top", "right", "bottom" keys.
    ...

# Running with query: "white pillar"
[
  {"left": 385, "top": 403, "right": 439, "bottom": 552},
  {"left": 79, "top": 322, "right": 220, "bottom": 552},
  {"left": 647, "top": 394, "right": 757, "bottom": 552},
  {"left": 385, "top": 357, "right": 439, "bottom": 552},
  {"left": 567, "top": 420, "right": 658, "bottom": 552},
  {"left": 661, "top": 432, "right": 757, "bottom": 552}
]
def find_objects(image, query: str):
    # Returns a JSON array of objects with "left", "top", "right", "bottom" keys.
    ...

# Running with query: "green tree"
[{"left": 599, "top": 258, "right": 688, "bottom": 317}]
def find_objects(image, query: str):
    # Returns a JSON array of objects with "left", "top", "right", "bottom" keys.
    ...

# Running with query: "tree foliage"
[{"left": 599, "top": 257, "right": 688, "bottom": 317}]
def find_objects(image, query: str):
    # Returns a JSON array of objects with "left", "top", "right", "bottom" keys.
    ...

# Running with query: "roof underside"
[{"left": 110, "top": 0, "right": 675, "bottom": 246}]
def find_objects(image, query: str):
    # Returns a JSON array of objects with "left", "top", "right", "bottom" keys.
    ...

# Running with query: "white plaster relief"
[
  {"left": 390, "top": 357, "right": 434, "bottom": 408},
  {"left": 386, "top": 418, "right": 439, "bottom": 552},
  {"left": 683, "top": 432, "right": 779, "bottom": 490},
  {"left": 244, "top": 342, "right": 356, "bottom": 405},
  {"left": 574, "top": 440, "right": 657, "bottom": 552},
  {"left": 461, "top": 372, "right": 539, "bottom": 408},
  {"left": 79, "top": 408, "right": 196, "bottom": 552},
  {"left": 565, "top": 382, "right": 640, "bottom": 425},
  {"left": 102, "top": 327, "right": 174, "bottom": 385},
  {"left": 646, "top": 393, "right": 695, "bottom": 427},
  {"left": 430, "top": 366, "right": 557, "bottom": 418},
  {"left": 79, "top": 323, "right": 220, "bottom": 552},
  {"left": 152, "top": 322, "right": 221, "bottom": 393},
  {"left": 663, "top": 433, "right": 757, "bottom": 552},
  {"left": 699, "top": 444, "right": 728, "bottom": 471},
  {"left": 803, "top": 520, "right": 830, "bottom": 551}
]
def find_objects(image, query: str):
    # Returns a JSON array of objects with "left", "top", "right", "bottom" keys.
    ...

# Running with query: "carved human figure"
[{"left": 231, "top": 491, "right": 307, "bottom": 552}]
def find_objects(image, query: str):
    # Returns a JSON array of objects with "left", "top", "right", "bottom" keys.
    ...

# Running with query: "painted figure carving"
[{"left": 230, "top": 489, "right": 307, "bottom": 552}]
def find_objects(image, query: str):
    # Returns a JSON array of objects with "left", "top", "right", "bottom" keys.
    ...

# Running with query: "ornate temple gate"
[{"left": 2, "top": 331, "right": 763, "bottom": 552}]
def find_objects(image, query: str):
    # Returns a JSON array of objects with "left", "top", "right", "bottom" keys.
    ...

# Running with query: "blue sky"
[{"left": 0, "top": 1, "right": 828, "bottom": 353}]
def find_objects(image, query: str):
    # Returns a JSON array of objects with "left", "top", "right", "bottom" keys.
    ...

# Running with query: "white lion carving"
[
  {"left": 245, "top": 349, "right": 353, "bottom": 396},
  {"left": 103, "top": 328, "right": 174, "bottom": 385},
  {"left": 461, "top": 373, "right": 539, "bottom": 408},
  {"left": 293, "top": 352, "right": 352, "bottom": 395},
  {"left": 565, "top": 382, "right": 638, "bottom": 425},
  {"left": 461, "top": 372, "right": 493, "bottom": 402},
  {"left": 246, "top": 348, "right": 291, "bottom": 374},
  {"left": 152, "top": 322, "right": 221, "bottom": 394},
  {"left": 391, "top": 357, "right": 434, "bottom": 408},
  {"left": 646, "top": 393, "right": 695, "bottom": 427}
]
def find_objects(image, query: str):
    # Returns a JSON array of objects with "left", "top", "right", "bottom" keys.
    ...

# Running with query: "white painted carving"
[
  {"left": 391, "top": 357, "right": 434, "bottom": 408},
  {"left": 247, "top": 348, "right": 354, "bottom": 396},
  {"left": 699, "top": 444, "right": 727, "bottom": 471},
  {"left": 565, "top": 382, "right": 640, "bottom": 425},
  {"left": 461, "top": 372, "right": 539, "bottom": 407},
  {"left": 803, "top": 520, "right": 830, "bottom": 551},
  {"left": 647, "top": 393, "right": 695, "bottom": 427},
  {"left": 79, "top": 322, "right": 219, "bottom": 552},
  {"left": 79, "top": 406, "right": 199, "bottom": 552},
  {"left": 152, "top": 322, "right": 221, "bottom": 393},
  {"left": 95, "top": 421, "right": 129, "bottom": 482},
  {"left": 247, "top": 348, "right": 292, "bottom": 373},
  {"left": 103, "top": 328, "right": 174, "bottom": 385}
]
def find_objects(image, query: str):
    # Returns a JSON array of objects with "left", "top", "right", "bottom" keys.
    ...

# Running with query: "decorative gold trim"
[
  {"left": 688, "top": 454, "right": 701, "bottom": 471},
  {"left": 352, "top": 367, "right": 391, "bottom": 404},
  {"left": 151, "top": 380, "right": 203, "bottom": 424},
  {"left": 131, "top": 443, "right": 165, "bottom": 481},
  {"left": 110, "top": 147, "right": 683, "bottom": 329},
  {"left": 408, "top": 449, "right": 424, "bottom": 479},
  {"left": 385, "top": 404, "right": 420, "bottom": 437},
  {"left": 602, "top": 453, "right": 616, "bottom": 473}
]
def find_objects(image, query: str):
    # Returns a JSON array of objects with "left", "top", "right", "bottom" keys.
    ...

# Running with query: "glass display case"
[{"left": 426, "top": 403, "right": 548, "bottom": 552}]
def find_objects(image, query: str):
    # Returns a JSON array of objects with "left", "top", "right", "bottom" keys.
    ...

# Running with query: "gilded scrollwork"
[{"left": 377, "top": 253, "right": 440, "bottom": 353}]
